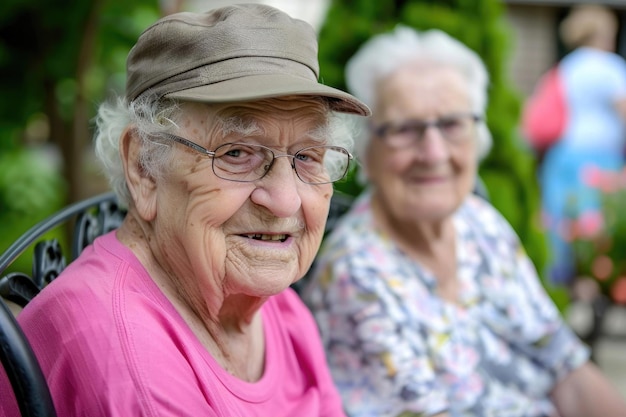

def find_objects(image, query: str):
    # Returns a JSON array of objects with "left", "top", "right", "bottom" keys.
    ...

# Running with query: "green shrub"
[{"left": 0, "top": 147, "right": 66, "bottom": 273}]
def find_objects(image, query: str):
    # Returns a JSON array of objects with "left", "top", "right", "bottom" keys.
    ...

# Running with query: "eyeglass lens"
[
  {"left": 212, "top": 143, "right": 350, "bottom": 184},
  {"left": 375, "top": 114, "right": 479, "bottom": 148}
]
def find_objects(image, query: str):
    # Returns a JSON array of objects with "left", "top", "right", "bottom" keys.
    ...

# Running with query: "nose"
[
  {"left": 415, "top": 127, "right": 449, "bottom": 162},
  {"left": 250, "top": 156, "right": 302, "bottom": 217}
]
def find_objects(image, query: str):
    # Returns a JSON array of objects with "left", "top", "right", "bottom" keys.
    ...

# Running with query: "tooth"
[{"left": 244, "top": 234, "right": 287, "bottom": 241}]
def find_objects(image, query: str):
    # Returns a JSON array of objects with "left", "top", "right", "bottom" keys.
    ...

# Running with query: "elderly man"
[{"left": 0, "top": 4, "right": 369, "bottom": 416}]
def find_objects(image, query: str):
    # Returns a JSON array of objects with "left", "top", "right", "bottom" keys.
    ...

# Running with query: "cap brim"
[{"left": 164, "top": 74, "right": 371, "bottom": 116}]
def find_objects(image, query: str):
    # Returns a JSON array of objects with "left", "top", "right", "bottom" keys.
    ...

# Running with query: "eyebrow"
[
  {"left": 220, "top": 116, "right": 262, "bottom": 137},
  {"left": 218, "top": 114, "right": 330, "bottom": 147}
]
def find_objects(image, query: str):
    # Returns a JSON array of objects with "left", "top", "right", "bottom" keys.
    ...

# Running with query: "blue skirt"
[{"left": 539, "top": 142, "right": 624, "bottom": 285}]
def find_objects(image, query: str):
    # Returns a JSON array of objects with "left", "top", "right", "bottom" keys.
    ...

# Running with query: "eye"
[
  {"left": 224, "top": 148, "right": 242, "bottom": 157},
  {"left": 390, "top": 122, "right": 421, "bottom": 136},
  {"left": 213, "top": 143, "right": 269, "bottom": 174},
  {"left": 218, "top": 144, "right": 260, "bottom": 161},
  {"left": 295, "top": 146, "right": 325, "bottom": 164},
  {"left": 438, "top": 117, "right": 465, "bottom": 134}
]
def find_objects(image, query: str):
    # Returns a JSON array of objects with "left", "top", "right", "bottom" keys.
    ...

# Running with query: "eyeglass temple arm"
[{"left": 162, "top": 133, "right": 216, "bottom": 157}]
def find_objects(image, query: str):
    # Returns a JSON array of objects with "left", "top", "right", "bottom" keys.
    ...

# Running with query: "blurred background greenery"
[
  {"left": 0, "top": 0, "right": 160, "bottom": 273},
  {"left": 0, "top": 0, "right": 560, "bottom": 305}
]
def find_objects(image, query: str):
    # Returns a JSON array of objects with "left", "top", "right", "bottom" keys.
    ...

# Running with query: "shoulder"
[
  {"left": 562, "top": 49, "right": 626, "bottom": 80},
  {"left": 16, "top": 232, "right": 187, "bottom": 413},
  {"left": 19, "top": 231, "right": 151, "bottom": 327},
  {"left": 19, "top": 233, "right": 123, "bottom": 323}
]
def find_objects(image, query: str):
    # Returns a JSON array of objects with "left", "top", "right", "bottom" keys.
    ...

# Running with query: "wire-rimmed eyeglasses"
[
  {"left": 372, "top": 113, "right": 482, "bottom": 149},
  {"left": 159, "top": 133, "right": 353, "bottom": 185}
]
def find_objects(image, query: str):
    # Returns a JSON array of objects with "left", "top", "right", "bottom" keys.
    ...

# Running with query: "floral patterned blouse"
[{"left": 302, "top": 190, "right": 589, "bottom": 417}]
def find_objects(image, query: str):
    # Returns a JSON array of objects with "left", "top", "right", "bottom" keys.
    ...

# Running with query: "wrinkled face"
[
  {"left": 367, "top": 64, "right": 478, "bottom": 224},
  {"left": 150, "top": 99, "right": 333, "bottom": 301}
]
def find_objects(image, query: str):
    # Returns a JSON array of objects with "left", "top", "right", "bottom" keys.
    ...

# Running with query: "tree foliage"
[{"left": 0, "top": 0, "right": 159, "bottom": 265}]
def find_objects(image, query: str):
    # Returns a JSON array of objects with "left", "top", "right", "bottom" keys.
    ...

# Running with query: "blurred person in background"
[
  {"left": 0, "top": 4, "right": 370, "bottom": 416},
  {"left": 302, "top": 25, "right": 626, "bottom": 417},
  {"left": 539, "top": 5, "right": 626, "bottom": 289}
]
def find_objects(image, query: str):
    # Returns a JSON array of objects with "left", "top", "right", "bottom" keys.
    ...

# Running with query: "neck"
[
  {"left": 116, "top": 212, "right": 267, "bottom": 381},
  {"left": 371, "top": 195, "right": 460, "bottom": 301},
  {"left": 371, "top": 195, "right": 453, "bottom": 255},
  {"left": 583, "top": 34, "right": 615, "bottom": 52}
]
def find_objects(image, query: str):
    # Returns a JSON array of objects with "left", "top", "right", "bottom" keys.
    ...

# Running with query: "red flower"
[
  {"left": 611, "top": 277, "right": 626, "bottom": 304},
  {"left": 581, "top": 164, "right": 603, "bottom": 188},
  {"left": 576, "top": 211, "right": 604, "bottom": 239},
  {"left": 591, "top": 255, "right": 613, "bottom": 281}
]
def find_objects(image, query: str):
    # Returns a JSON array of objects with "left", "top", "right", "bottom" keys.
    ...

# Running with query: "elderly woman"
[
  {"left": 0, "top": 4, "right": 369, "bottom": 417},
  {"left": 302, "top": 26, "right": 626, "bottom": 417}
]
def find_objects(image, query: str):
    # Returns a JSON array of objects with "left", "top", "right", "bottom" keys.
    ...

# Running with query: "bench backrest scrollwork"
[{"left": 0, "top": 191, "right": 126, "bottom": 417}]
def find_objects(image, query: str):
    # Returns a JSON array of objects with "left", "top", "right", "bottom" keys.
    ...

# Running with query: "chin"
[
  {"left": 412, "top": 201, "right": 460, "bottom": 221},
  {"left": 253, "top": 281, "right": 294, "bottom": 297},
  {"left": 243, "top": 266, "right": 301, "bottom": 296}
]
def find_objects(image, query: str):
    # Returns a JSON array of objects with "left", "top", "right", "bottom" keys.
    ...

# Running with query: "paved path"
[
  {"left": 595, "top": 306, "right": 626, "bottom": 398},
  {"left": 596, "top": 338, "right": 626, "bottom": 398},
  {"left": 568, "top": 302, "right": 626, "bottom": 398}
]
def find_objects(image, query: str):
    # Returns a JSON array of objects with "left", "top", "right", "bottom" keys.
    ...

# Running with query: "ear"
[{"left": 119, "top": 128, "right": 158, "bottom": 221}]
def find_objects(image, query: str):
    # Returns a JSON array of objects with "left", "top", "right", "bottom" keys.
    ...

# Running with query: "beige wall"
[{"left": 504, "top": 5, "right": 561, "bottom": 97}]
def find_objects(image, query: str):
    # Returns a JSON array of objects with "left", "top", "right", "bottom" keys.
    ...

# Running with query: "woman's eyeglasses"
[
  {"left": 372, "top": 113, "right": 482, "bottom": 149},
  {"left": 159, "top": 133, "right": 353, "bottom": 185}
]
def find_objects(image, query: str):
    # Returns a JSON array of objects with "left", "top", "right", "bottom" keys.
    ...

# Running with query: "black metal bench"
[{"left": 0, "top": 191, "right": 126, "bottom": 417}]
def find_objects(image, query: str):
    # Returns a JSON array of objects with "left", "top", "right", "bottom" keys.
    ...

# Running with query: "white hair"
[
  {"left": 93, "top": 96, "right": 354, "bottom": 207},
  {"left": 345, "top": 25, "right": 492, "bottom": 176}
]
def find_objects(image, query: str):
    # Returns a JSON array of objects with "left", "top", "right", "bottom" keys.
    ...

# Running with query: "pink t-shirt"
[{"left": 0, "top": 231, "right": 345, "bottom": 417}]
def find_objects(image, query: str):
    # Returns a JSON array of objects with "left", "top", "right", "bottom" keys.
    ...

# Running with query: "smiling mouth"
[{"left": 243, "top": 234, "right": 288, "bottom": 242}]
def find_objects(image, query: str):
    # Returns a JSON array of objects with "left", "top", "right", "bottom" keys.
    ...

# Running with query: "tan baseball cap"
[{"left": 126, "top": 3, "right": 370, "bottom": 116}]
